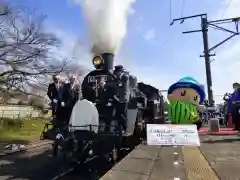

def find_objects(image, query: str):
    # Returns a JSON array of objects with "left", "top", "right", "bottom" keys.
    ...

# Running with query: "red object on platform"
[
  {"left": 212, "top": 127, "right": 219, "bottom": 132},
  {"left": 199, "top": 128, "right": 238, "bottom": 134},
  {"left": 227, "top": 114, "right": 233, "bottom": 128}
]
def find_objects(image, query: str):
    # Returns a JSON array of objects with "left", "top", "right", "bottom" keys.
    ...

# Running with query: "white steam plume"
[{"left": 73, "top": 0, "right": 136, "bottom": 54}]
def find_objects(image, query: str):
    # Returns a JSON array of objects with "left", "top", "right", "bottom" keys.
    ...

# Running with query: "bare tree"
[{"left": 0, "top": 5, "right": 68, "bottom": 97}]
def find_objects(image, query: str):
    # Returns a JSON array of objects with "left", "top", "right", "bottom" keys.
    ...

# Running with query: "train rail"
[
  {"left": 0, "top": 140, "right": 53, "bottom": 158},
  {"left": 50, "top": 143, "right": 139, "bottom": 180},
  {"left": 50, "top": 159, "right": 123, "bottom": 180}
]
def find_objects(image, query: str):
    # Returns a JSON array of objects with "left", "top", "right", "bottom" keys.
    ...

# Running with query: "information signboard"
[{"left": 146, "top": 124, "right": 200, "bottom": 146}]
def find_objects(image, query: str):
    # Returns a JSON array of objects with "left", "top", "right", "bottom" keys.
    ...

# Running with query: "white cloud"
[
  {"left": 143, "top": 28, "right": 156, "bottom": 41},
  {"left": 129, "top": 6, "right": 136, "bottom": 15}
]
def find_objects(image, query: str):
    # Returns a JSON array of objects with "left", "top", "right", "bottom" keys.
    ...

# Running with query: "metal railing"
[{"left": 0, "top": 105, "right": 42, "bottom": 120}]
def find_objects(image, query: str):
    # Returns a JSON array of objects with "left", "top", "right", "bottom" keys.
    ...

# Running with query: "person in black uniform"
[
  {"left": 113, "top": 65, "right": 130, "bottom": 132},
  {"left": 48, "top": 76, "right": 68, "bottom": 156},
  {"left": 47, "top": 75, "right": 62, "bottom": 121},
  {"left": 62, "top": 76, "right": 80, "bottom": 123}
]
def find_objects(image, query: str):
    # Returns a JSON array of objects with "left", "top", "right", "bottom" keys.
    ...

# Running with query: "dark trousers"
[
  {"left": 224, "top": 114, "right": 228, "bottom": 126},
  {"left": 51, "top": 102, "right": 58, "bottom": 116},
  {"left": 232, "top": 105, "right": 240, "bottom": 129},
  {"left": 115, "top": 103, "right": 127, "bottom": 130}
]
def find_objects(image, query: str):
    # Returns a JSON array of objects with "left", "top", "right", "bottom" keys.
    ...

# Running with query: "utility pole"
[
  {"left": 201, "top": 17, "right": 214, "bottom": 107},
  {"left": 170, "top": 14, "right": 240, "bottom": 106}
]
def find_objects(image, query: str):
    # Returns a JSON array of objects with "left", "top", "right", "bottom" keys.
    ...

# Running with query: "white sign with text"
[{"left": 146, "top": 124, "right": 200, "bottom": 146}]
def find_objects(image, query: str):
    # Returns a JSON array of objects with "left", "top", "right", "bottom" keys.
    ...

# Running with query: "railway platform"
[{"left": 101, "top": 130, "right": 240, "bottom": 180}]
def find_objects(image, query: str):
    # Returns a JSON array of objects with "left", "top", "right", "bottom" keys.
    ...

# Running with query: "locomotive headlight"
[{"left": 93, "top": 55, "right": 103, "bottom": 67}]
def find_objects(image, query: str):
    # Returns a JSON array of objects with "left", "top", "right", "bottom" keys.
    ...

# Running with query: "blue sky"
[{"left": 7, "top": 0, "right": 240, "bottom": 103}]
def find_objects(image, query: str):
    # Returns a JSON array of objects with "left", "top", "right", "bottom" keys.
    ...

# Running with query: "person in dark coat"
[
  {"left": 61, "top": 76, "right": 80, "bottom": 123},
  {"left": 47, "top": 75, "right": 63, "bottom": 118},
  {"left": 113, "top": 65, "right": 130, "bottom": 132}
]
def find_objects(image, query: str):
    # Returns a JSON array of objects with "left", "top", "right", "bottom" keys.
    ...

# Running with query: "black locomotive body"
[
  {"left": 138, "top": 82, "right": 165, "bottom": 124},
  {"left": 41, "top": 53, "right": 165, "bottom": 165}
]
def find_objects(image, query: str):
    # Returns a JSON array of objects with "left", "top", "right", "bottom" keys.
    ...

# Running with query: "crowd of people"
[
  {"left": 47, "top": 65, "right": 130, "bottom": 132},
  {"left": 47, "top": 74, "right": 80, "bottom": 128}
]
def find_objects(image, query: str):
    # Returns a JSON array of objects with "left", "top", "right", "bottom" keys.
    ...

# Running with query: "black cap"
[
  {"left": 114, "top": 65, "right": 124, "bottom": 71},
  {"left": 233, "top": 82, "right": 240, "bottom": 87}
]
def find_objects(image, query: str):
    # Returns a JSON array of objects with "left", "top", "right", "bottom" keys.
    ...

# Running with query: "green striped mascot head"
[{"left": 167, "top": 77, "right": 205, "bottom": 124}]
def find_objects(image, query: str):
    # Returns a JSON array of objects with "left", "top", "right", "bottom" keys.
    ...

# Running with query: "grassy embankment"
[{"left": 0, "top": 118, "right": 51, "bottom": 141}]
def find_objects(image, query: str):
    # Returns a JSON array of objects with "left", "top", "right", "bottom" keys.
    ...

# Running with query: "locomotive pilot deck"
[{"left": 101, "top": 132, "right": 240, "bottom": 180}]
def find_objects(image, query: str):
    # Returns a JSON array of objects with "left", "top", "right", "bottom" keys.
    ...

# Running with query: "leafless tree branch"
[{"left": 0, "top": 5, "right": 68, "bottom": 97}]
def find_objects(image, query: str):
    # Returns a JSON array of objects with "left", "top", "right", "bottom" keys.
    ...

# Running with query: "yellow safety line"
[{"left": 182, "top": 147, "right": 220, "bottom": 180}]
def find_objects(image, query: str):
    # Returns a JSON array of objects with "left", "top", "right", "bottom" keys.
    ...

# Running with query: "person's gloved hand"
[
  {"left": 61, "top": 102, "right": 65, "bottom": 107},
  {"left": 53, "top": 99, "right": 58, "bottom": 103}
]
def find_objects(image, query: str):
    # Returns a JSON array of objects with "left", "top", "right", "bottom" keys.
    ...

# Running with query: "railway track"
[
  {"left": 49, "top": 143, "right": 140, "bottom": 180},
  {"left": 50, "top": 158, "right": 120, "bottom": 180},
  {"left": 0, "top": 140, "right": 53, "bottom": 158},
  {"left": 0, "top": 138, "right": 141, "bottom": 180}
]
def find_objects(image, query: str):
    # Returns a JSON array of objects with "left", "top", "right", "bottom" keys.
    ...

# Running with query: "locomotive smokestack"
[{"left": 101, "top": 53, "right": 114, "bottom": 70}]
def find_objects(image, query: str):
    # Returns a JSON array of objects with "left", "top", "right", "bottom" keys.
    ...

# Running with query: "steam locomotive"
[{"left": 42, "top": 53, "right": 165, "bottom": 165}]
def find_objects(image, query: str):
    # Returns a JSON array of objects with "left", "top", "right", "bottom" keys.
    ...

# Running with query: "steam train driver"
[{"left": 113, "top": 65, "right": 130, "bottom": 132}]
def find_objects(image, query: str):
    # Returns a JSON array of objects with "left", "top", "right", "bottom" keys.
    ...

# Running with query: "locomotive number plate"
[{"left": 88, "top": 75, "right": 108, "bottom": 83}]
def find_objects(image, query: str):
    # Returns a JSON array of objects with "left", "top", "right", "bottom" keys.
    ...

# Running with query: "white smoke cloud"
[
  {"left": 143, "top": 28, "right": 156, "bottom": 41},
  {"left": 73, "top": 0, "right": 136, "bottom": 54}
]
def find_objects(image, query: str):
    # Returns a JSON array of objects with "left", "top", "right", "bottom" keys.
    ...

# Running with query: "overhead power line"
[
  {"left": 169, "top": 0, "right": 172, "bottom": 22},
  {"left": 164, "top": 0, "right": 184, "bottom": 45},
  {"left": 180, "top": 0, "right": 185, "bottom": 18},
  {"left": 220, "top": 0, "right": 233, "bottom": 18}
]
